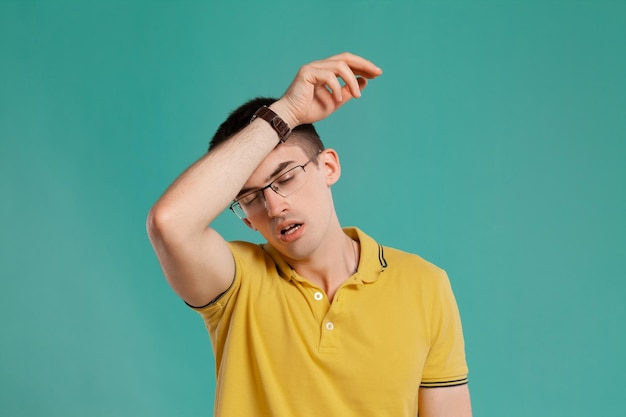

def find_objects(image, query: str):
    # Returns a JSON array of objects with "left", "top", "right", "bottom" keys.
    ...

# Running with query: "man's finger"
[{"left": 324, "top": 52, "right": 383, "bottom": 78}]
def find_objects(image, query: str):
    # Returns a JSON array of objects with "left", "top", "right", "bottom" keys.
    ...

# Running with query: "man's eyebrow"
[
  {"left": 266, "top": 160, "right": 295, "bottom": 182},
  {"left": 236, "top": 160, "right": 296, "bottom": 198}
]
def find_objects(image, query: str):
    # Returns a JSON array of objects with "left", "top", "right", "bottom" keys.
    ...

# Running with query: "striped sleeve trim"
[{"left": 420, "top": 377, "right": 469, "bottom": 388}]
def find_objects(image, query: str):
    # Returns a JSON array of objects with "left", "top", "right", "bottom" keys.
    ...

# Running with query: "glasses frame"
[{"left": 229, "top": 151, "right": 322, "bottom": 220}]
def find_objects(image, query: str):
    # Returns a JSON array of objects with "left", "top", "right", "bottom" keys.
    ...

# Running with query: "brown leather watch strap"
[{"left": 250, "top": 106, "right": 292, "bottom": 143}]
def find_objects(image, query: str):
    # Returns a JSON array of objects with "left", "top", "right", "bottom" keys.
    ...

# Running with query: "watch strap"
[{"left": 250, "top": 106, "right": 292, "bottom": 143}]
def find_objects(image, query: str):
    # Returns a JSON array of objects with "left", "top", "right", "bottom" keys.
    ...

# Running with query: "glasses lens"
[
  {"left": 273, "top": 166, "right": 306, "bottom": 197},
  {"left": 230, "top": 154, "right": 319, "bottom": 221},
  {"left": 239, "top": 190, "right": 262, "bottom": 207},
  {"left": 230, "top": 202, "right": 247, "bottom": 220}
]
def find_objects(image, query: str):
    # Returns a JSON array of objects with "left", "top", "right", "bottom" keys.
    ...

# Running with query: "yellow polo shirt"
[{"left": 193, "top": 227, "right": 468, "bottom": 416}]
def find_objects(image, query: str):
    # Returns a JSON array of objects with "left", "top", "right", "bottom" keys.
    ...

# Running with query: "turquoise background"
[{"left": 1, "top": 1, "right": 624, "bottom": 416}]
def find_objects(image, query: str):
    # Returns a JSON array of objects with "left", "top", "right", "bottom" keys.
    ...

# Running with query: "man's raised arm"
[{"left": 146, "top": 53, "right": 382, "bottom": 307}]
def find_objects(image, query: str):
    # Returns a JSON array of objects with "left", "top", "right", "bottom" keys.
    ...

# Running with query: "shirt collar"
[{"left": 262, "top": 227, "right": 388, "bottom": 284}]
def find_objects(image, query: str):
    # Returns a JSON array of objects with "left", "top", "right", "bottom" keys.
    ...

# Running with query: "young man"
[{"left": 147, "top": 52, "right": 471, "bottom": 416}]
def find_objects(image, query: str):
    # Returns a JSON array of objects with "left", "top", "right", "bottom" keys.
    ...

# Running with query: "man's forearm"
[{"left": 148, "top": 113, "right": 284, "bottom": 236}]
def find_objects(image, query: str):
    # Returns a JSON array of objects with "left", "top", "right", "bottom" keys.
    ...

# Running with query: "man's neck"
[{"left": 290, "top": 227, "right": 359, "bottom": 301}]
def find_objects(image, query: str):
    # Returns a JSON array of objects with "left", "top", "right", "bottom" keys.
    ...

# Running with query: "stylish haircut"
[{"left": 209, "top": 97, "right": 325, "bottom": 158}]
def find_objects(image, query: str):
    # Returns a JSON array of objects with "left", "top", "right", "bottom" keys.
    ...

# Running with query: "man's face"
[{"left": 240, "top": 143, "right": 341, "bottom": 262}]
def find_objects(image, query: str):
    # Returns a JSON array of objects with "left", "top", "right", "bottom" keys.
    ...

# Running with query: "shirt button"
[
  {"left": 314, "top": 291, "right": 323, "bottom": 301},
  {"left": 325, "top": 322, "right": 334, "bottom": 331}
]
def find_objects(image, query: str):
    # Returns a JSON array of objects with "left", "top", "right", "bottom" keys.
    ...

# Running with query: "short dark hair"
[{"left": 209, "top": 97, "right": 325, "bottom": 157}]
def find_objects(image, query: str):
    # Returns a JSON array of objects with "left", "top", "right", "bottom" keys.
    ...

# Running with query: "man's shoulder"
[
  {"left": 382, "top": 244, "right": 446, "bottom": 277},
  {"left": 350, "top": 227, "right": 447, "bottom": 282},
  {"left": 228, "top": 240, "right": 263, "bottom": 250},
  {"left": 227, "top": 240, "right": 268, "bottom": 261},
  {"left": 227, "top": 240, "right": 287, "bottom": 272}
]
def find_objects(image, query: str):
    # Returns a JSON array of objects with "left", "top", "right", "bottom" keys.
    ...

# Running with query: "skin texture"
[{"left": 147, "top": 52, "right": 472, "bottom": 416}]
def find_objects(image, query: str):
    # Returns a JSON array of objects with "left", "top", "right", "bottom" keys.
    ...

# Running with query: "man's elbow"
[{"left": 146, "top": 202, "right": 177, "bottom": 245}]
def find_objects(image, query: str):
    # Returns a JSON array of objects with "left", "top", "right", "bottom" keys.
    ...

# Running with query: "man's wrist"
[
  {"left": 250, "top": 105, "right": 292, "bottom": 143},
  {"left": 268, "top": 101, "right": 298, "bottom": 132}
]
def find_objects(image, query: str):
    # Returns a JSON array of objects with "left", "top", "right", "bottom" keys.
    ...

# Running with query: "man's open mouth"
[{"left": 281, "top": 224, "right": 302, "bottom": 236}]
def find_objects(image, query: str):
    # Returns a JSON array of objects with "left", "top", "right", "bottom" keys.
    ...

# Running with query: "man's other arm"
[{"left": 418, "top": 385, "right": 472, "bottom": 417}]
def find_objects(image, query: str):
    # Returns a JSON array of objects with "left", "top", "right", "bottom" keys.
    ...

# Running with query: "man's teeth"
[{"left": 282, "top": 224, "right": 301, "bottom": 235}]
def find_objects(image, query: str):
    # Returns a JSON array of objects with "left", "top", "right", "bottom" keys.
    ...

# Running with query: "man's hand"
[{"left": 271, "top": 52, "right": 382, "bottom": 128}]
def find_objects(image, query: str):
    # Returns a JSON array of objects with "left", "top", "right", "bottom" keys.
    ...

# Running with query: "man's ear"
[{"left": 320, "top": 148, "right": 341, "bottom": 186}]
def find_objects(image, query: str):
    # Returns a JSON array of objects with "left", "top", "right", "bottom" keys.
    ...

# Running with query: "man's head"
[
  {"left": 211, "top": 98, "right": 343, "bottom": 261},
  {"left": 209, "top": 97, "right": 325, "bottom": 158},
  {"left": 234, "top": 143, "right": 343, "bottom": 261}
]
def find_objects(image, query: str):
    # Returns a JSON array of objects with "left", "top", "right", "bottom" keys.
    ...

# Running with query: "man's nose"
[{"left": 263, "top": 188, "right": 289, "bottom": 217}]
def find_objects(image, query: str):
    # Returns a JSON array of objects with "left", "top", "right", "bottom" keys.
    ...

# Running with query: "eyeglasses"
[{"left": 229, "top": 151, "right": 322, "bottom": 220}]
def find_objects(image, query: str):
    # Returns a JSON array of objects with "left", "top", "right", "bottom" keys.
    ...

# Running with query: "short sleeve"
[{"left": 420, "top": 271, "right": 469, "bottom": 388}]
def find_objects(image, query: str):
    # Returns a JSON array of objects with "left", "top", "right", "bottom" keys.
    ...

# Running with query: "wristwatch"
[{"left": 250, "top": 106, "right": 292, "bottom": 143}]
